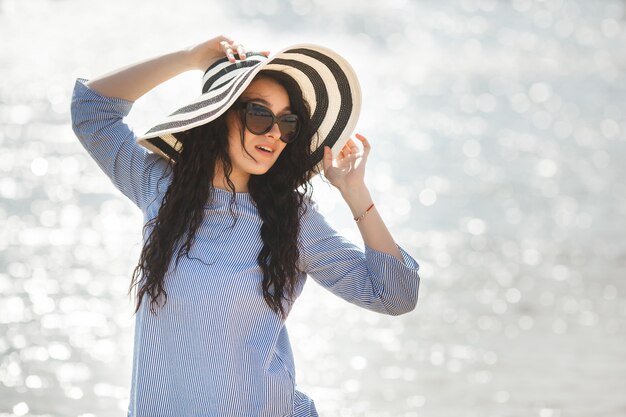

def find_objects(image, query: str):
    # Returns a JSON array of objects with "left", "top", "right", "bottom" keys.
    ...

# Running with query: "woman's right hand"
[{"left": 185, "top": 35, "right": 270, "bottom": 71}]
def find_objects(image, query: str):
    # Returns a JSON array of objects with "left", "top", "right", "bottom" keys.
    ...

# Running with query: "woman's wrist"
[
  {"left": 339, "top": 182, "right": 368, "bottom": 197},
  {"left": 183, "top": 43, "right": 226, "bottom": 71},
  {"left": 340, "top": 184, "right": 373, "bottom": 219}
]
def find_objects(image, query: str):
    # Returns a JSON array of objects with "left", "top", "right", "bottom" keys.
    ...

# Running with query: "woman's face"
[{"left": 224, "top": 77, "right": 291, "bottom": 186}]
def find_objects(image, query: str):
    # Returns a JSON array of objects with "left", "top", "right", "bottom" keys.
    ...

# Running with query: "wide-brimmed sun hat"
[{"left": 135, "top": 43, "right": 361, "bottom": 176}]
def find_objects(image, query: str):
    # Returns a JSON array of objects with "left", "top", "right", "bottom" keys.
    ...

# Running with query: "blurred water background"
[{"left": 1, "top": 0, "right": 625, "bottom": 416}]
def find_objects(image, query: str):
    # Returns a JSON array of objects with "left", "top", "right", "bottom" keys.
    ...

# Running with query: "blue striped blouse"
[{"left": 70, "top": 78, "right": 421, "bottom": 417}]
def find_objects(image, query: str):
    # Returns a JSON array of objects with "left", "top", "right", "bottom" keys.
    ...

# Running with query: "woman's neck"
[{"left": 213, "top": 162, "right": 250, "bottom": 192}]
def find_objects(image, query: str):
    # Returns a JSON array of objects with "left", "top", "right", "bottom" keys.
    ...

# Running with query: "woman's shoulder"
[
  {"left": 298, "top": 193, "right": 332, "bottom": 237},
  {"left": 298, "top": 193, "right": 320, "bottom": 217}
]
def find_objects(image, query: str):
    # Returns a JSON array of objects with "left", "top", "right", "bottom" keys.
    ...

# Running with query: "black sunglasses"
[{"left": 233, "top": 101, "right": 300, "bottom": 143}]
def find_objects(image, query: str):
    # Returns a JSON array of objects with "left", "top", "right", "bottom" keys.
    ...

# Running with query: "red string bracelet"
[{"left": 354, "top": 203, "right": 375, "bottom": 223}]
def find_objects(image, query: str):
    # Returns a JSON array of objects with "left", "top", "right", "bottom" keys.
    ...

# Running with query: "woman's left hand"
[{"left": 322, "top": 133, "right": 371, "bottom": 193}]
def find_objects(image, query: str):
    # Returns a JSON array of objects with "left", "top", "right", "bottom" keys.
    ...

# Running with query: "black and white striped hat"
[{"left": 136, "top": 43, "right": 361, "bottom": 175}]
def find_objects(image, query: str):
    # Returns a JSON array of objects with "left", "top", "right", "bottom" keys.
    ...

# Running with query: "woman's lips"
[{"left": 254, "top": 145, "right": 274, "bottom": 158}]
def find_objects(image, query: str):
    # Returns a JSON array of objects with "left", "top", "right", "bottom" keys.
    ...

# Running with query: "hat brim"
[{"left": 136, "top": 43, "right": 361, "bottom": 176}]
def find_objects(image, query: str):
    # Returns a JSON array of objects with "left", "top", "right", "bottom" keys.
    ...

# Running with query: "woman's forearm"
[
  {"left": 84, "top": 49, "right": 196, "bottom": 102},
  {"left": 340, "top": 185, "right": 404, "bottom": 263},
  {"left": 84, "top": 36, "right": 249, "bottom": 102}
]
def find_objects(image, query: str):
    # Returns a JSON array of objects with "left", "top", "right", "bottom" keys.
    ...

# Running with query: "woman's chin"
[
  {"left": 247, "top": 160, "right": 278, "bottom": 175},
  {"left": 246, "top": 165, "right": 273, "bottom": 176}
]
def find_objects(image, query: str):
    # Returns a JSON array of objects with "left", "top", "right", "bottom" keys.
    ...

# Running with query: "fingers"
[
  {"left": 355, "top": 133, "right": 371, "bottom": 155},
  {"left": 323, "top": 146, "right": 333, "bottom": 171},
  {"left": 355, "top": 133, "right": 370, "bottom": 146},
  {"left": 219, "top": 40, "right": 246, "bottom": 62},
  {"left": 218, "top": 38, "right": 269, "bottom": 63},
  {"left": 236, "top": 44, "right": 246, "bottom": 60},
  {"left": 217, "top": 39, "right": 230, "bottom": 50},
  {"left": 327, "top": 135, "right": 371, "bottom": 167},
  {"left": 342, "top": 135, "right": 369, "bottom": 158},
  {"left": 219, "top": 40, "right": 237, "bottom": 62},
  {"left": 345, "top": 138, "right": 358, "bottom": 152}
]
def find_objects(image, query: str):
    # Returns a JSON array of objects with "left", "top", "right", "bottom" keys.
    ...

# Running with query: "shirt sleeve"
[
  {"left": 70, "top": 78, "right": 170, "bottom": 212},
  {"left": 298, "top": 197, "right": 421, "bottom": 316}
]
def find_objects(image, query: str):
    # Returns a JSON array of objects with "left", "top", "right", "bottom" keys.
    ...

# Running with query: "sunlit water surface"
[{"left": 1, "top": 0, "right": 625, "bottom": 416}]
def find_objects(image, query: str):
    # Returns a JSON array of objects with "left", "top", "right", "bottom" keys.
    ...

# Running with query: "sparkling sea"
[{"left": 0, "top": 0, "right": 625, "bottom": 416}]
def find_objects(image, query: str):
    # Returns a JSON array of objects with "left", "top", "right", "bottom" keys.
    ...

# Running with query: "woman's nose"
[{"left": 266, "top": 121, "right": 282, "bottom": 141}]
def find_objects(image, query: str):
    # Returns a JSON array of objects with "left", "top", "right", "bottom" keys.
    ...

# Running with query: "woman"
[{"left": 70, "top": 35, "right": 420, "bottom": 417}]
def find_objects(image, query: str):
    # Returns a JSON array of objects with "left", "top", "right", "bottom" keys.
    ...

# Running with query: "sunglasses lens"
[
  {"left": 243, "top": 103, "right": 300, "bottom": 143},
  {"left": 245, "top": 105, "right": 274, "bottom": 134},
  {"left": 278, "top": 115, "right": 299, "bottom": 143}
]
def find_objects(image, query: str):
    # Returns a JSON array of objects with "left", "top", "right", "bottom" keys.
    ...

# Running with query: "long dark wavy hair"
[{"left": 127, "top": 69, "right": 316, "bottom": 320}]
